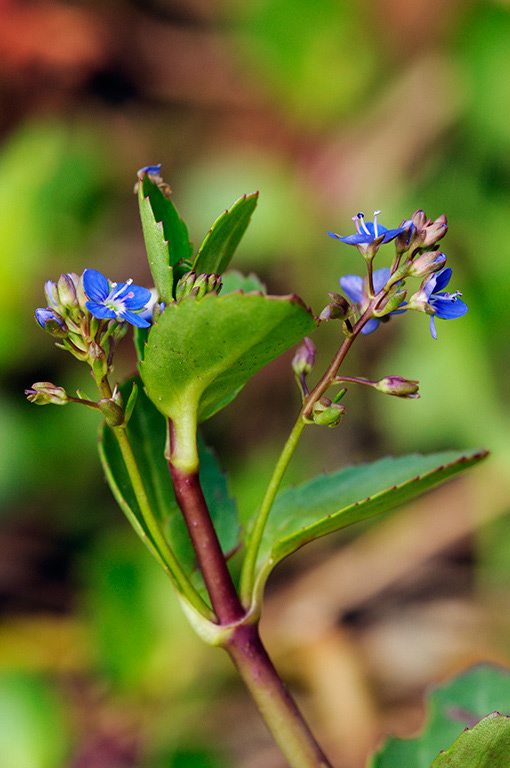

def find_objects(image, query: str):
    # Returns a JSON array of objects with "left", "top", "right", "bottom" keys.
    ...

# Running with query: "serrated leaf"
[
  {"left": 140, "top": 291, "right": 316, "bottom": 426},
  {"left": 430, "top": 712, "right": 510, "bottom": 768},
  {"left": 138, "top": 174, "right": 192, "bottom": 303},
  {"left": 221, "top": 269, "right": 267, "bottom": 295},
  {"left": 192, "top": 192, "right": 258, "bottom": 276},
  {"left": 252, "top": 450, "right": 488, "bottom": 604},
  {"left": 370, "top": 664, "right": 510, "bottom": 768},
  {"left": 99, "top": 380, "right": 240, "bottom": 581}
]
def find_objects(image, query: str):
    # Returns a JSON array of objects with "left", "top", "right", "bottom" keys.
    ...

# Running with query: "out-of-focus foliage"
[{"left": 1, "top": 0, "right": 509, "bottom": 766}]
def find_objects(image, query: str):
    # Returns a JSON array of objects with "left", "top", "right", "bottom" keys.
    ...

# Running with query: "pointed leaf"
[
  {"left": 99, "top": 379, "right": 240, "bottom": 579},
  {"left": 252, "top": 450, "right": 488, "bottom": 603},
  {"left": 192, "top": 192, "right": 258, "bottom": 276},
  {"left": 138, "top": 174, "right": 193, "bottom": 303},
  {"left": 140, "top": 291, "right": 317, "bottom": 425},
  {"left": 370, "top": 664, "right": 510, "bottom": 768},
  {"left": 430, "top": 713, "right": 510, "bottom": 768}
]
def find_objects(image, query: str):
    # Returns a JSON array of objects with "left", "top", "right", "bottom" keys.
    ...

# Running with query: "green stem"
[
  {"left": 112, "top": 426, "right": 214, "bottom": 619},
  {"left": 225, "top": 623, "right": 333, "bottom": 768},
  {"left": 240, "top": 416, "right": 306, "bottom": 605},
  {"left": 95, "top": 374, "right": 213, "bottom": 620},
  {"left": 240, "top": 306, "right": 378, "bottom": 605}
]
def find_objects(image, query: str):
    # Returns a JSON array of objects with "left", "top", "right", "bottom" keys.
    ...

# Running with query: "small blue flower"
[
  {"left": 35, "top": 307, "right": 66, "bottom": 330},
  {"left": 328, "top": 211, "right": 408, "bottom": 251},
  {"left": 340, "top": 267, "right": 399, "bottom": 334},
  {"left": 83, "top": 269, "right": 152, "bottom": 328},
  {"left": 420, "top": 268, "right": 468, "bottom": 339}
]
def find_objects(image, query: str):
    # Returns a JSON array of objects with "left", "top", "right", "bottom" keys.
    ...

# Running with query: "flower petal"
[
  {"left": 122, "top": 285, "right": 152, "bottom": 310},
  {"left": 339, "top": 274, "right": 364, "bottom": 303},
  {"left": 372, "top": 268, "right": 391, "bottom": 293},
  {"left": 361, "top": 318, "right": 380, "bottom": 335},
  {"left": 119, "top": 310, "right": 151, "bottom": 328},
  {"left": 86, "top": 301, "right": 117, "bottom": 320},
  {"left": 433, "top": 268, "right": 452, "bottom": 293},
  {"left": 83, "top": 269, "right": 110, "bottom": 302},
  {"left": 429, "top": 316, "right": 438, "bottom": 339},
  {"left": 432, "top": 295, "right": 469, "bottom": 320}
]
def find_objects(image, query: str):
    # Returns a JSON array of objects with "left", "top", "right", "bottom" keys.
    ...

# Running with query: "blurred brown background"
[{"left": 0, "top": 0, "right": 509, "bottom": 766}]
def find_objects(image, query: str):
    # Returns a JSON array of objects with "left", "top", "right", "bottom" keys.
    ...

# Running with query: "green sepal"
[
  {"left": 140, "top": 290, "right": 316, "bottom": 429},
  {"left": 192, "top": 192, "right": 258, "bottom": 276},
  {"left": 99, "top": 379, "right": 240, "bottom": 583},
  {"left": 137, "top": 174, "right": 192, "bottom": 303},
  {"left": 370, "top": 664, "right": 510, "bottom": 768},
  {"left": 250, "top": 449, "right": 488, "bottom": 607}
]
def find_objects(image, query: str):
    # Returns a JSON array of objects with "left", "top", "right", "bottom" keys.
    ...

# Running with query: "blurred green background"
[{"left": 1, "top": 0, "right": 509, "bottom": 766}]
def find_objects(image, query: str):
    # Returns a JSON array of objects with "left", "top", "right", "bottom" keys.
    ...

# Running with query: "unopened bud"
[
  {"left": 407, "top": 210, "right": 448, "bottom": 249},
  {"left": 89, "top": 341, "right": 108, "bottom": 378},
  {"left": 292, "top": 337, "right": 316, "bottom": 377},
  {"left": 25, "top": 382, "right": 68, "bottom": 405},
  {"left": 320, "top": 293, "right": 350, "bottom": 321},
  {"left": 35, "top": 308, "right": 68, "bottom": 337},
  {"left": 374, "top": 376, "right": 420, "bottom": 398},
  {"left": 312, "top": 397, "right": 346, "bottom": 427},
  {"left": 98, "top": 397, "right": 125, "bottom": 426},
  {"left": 374, "top": 288, "right": 407, "bottom": 317},
  {"left": 57, "top": 273, "right": 78, "bottom": 307},
  {"left": 175, "top": 272, "right": 222, "bottom": 301},
  {"left": 408, "top": 251, "right": 446, "bottom": 278}
]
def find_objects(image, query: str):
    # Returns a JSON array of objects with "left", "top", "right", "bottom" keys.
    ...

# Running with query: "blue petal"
[
  {"left": 373, "top": 268, "right": 391, "bottom": 293},
  {"left": 381, "top": 226, "right": 406, "bottom": 243},
  {"left": 137, "top": 164, "right": 162, "bottom": 177},
  {"left": 86, "top": 301, "right": 116, "bottom": 320},
  {"left": 339, "top": 274, "right": 364, "bottom": 303},
  {"left": 339, "top": 233, "right": 374, "bottom": 245},
  {"left": 361, "top": 318, "right": 380, "bottom": 335},
  {"left": 83, "top": 269, "right": 109, "bottom": 302},
  {"left": 122, "top": 285, "right": 152, "bottom": 310},
  {"left": 432, "top": 295, "right": 468, "bottom": 320},
  {"left": 429, "top": 316, "right": 438, "bottom": 339},
  {"left": 327, "top": 231, "right": 341, "bottom": 239},
  {"left": 432, "top": 268, "right": 452, "bottom": 293},
  {"left": 119, "top": 310, "right": 151, "bottom": 328}
]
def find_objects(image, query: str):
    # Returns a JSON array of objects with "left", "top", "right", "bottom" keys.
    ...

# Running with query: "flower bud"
[
  {"left": 35, "top": 308, "right": 68, "bottom": 337},
  {"left": 407, "top": 210, "right": 448, "bottom": 249},
  {"left": 408, "top": 251, "right": 446, "bottom": 278},
  {"left": 374, "top": 376, "right": 420, "bottom": 398},
  {"left": 374, "top": 288, "right": 407, "bottom": 317},
  {"left": 292, "top": 337, "right": 316, "bottom": 377},
  {"left": 25, "top": 382, "right": 69, "bottom": 405},
  {"left": 89, "top": 341, "right": 109, "bottom": 378},
  {"left": 57, "top": 273, "right": 78, "bottom": 307},
  {"left": 312, "top": 397, "right": 346, "bottom": 427},
  {"left": 176, "top": 272, "right": 222, "bottom": 301},
  {"left": 319, "top": 293, "right": 350, "bottom": 321},
  {"left": 98, "top": 397, "right": 125, "bottom": 426}
]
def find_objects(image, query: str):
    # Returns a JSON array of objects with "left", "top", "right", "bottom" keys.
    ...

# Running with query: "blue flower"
[
  {"left": 328, "top": 211, "right": 408, "bottom": 251},
  {"left": 83, "top": 269, "right": 152, "bottom": 328},
  {"left": 340, "top": 267, "right": 399, "bottom": 334},
  {"left": 420, "top": 268, "right": 468, "bottom": 339}
]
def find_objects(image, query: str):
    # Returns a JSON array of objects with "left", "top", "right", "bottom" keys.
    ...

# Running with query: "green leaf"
[
  {"left": 252, "top": 450, "right": 488, "bottom": 603},
  {"left": 99, "top": 379, "right": 240, "bottom": 579},
  {"left": 140, "top": 291, "right": 316, "bottom": 427},
  {"left": 221, "top": 269, "right": 266, "bottom": 295},
  {"left": 370, "top": 663, "right": 510, "bottom": 768},
  {"left": 138, "top": 174, "right": 193, "bottom": 303},
  {"left": 430, "top": 713, "right": 510, "bottom": 768},
  {"left": 192, "top": 192, "right": 258, "bottom": 275}
]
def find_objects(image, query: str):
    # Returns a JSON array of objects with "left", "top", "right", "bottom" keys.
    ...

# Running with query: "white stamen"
[{"left": 373, "top": 210, "right": 381, "bottom": 238}]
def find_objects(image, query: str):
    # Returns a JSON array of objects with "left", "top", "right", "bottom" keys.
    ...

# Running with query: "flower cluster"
[{"left": 325, "top": 209, "right": 468, "bottom": 339}]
